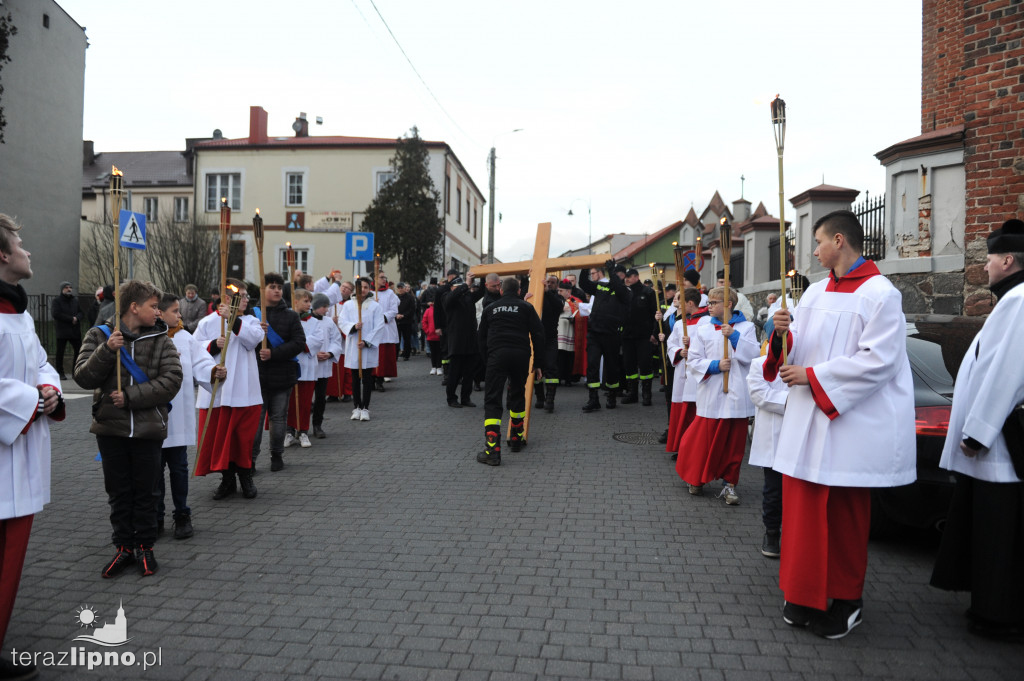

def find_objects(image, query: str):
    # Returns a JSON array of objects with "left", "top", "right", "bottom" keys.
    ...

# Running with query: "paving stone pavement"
[{"left": 7, "top": 354, "right": 1023, "bottom": 680}]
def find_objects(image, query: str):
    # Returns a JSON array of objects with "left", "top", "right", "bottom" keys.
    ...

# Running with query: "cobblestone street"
[{"left": 7, "top": 355, "right": 1022, "bottom": 680}]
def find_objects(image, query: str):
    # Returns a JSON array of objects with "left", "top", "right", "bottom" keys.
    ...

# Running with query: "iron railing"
[
  {"left": 729, "top": 251, "right": 745, "bottom": 288},
  {"left": 767, "top": 234, "right": 794, "bottom": 282},
  {"left": 855, "top": 193, "right": 886, "bottom": 261}
]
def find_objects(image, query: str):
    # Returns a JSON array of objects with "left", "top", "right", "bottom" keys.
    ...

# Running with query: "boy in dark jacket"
[
  {"left": 251, "top": 272, "right": 305, "bottom": 472},
  {"left": 74, "top": 280, "right": 183, "bottom": 578}
]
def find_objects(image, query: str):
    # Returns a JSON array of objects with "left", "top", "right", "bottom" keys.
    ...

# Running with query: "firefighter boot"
[
  {"left": 621, "top": 378, "right": 639, "bottom": 404},
  {"left": 535, "top": 382, "right": 545, "bottom": 409},
  {"left": 477, "top": 423, "right": 501, "bottom": 466},
  {"left": 508, "top": 416, "right": 526, "bottom": 452},
  {"left": 582, "top": 388, "right": 601, "bottom": 413},
  {"left": 544, "top": 383, "right": 556, "bottom": 413},
  {"left": 641, "top": 378, "right": 653, "bottom": 406}
]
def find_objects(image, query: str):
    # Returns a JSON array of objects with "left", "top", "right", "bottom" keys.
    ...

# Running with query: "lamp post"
[
  {"left": 567, "top": 198, "right": 592, "bottom": 254},
  {"left": 487, "top": 128, "right": 523, "bottom": 264}
]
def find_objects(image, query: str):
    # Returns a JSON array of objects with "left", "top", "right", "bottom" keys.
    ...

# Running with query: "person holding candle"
[
  {"left": 675, "top": 287, "right": 758, "bottom": 504},
  {"left": 0, "top": 214, "right": 65, "bottom": 678},
  {"left": 767, "top": 210, "right": 915, "bottom": 639},
  {"left": 193, "top": 281, "right": 263, "bottom": 499},
  {"left": 252, "top": 273, "right": 305, "bottom": 472},
  {"left": 75, "top": 280, "right": 183, "bottom": 578}
]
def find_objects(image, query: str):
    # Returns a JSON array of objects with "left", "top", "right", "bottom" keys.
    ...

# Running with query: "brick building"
[{"left": 922, "top": 0, "right": 1024, "bottom": 315}]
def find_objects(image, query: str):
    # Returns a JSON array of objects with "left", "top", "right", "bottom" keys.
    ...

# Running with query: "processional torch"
[
  {"left": 195, "top": 284, "right": 242, "bottom": 474},
  {"left": 720, "top": 216, "right": 732, "bottom": 394},
  {"left": 650, "top": 263, "right": 669, "bottom": 380},
  {"left": 672, "top": 245, "right": 689, "bottom": 352},
  {"left": 771, "top": 95, "right": 789, "bottom": 364},
  {"left": 109, "top": 166, "right": 125, "bottom": 392},
  {"left": 252, "top": 209, "right": 267, "bottom": 351},
  {"left": 218, "top": 197, "right": 232, "bottom": 337}
]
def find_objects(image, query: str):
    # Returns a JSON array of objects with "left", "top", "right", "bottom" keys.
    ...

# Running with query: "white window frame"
[
  {"left": 143, "top": 197, "right": 158, "bottom": 222},
  {"left": 373, "top": 167, "right": 395, "bottom": 197},
  {"left": 174, "top": 196, "right": 189, "bottom": 222},
  {"left": 283, "top": 167, "right": 308, "bottom": 207},
  {"left": 205, "top": 169, "right": 244, "bottom": 211},
  {"left": 278, "top": 245, "right": 311, "bottom": 275}
]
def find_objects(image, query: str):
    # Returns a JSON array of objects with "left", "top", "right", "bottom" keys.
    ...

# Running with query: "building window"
[
  {"left": 174, "top": 197, "right": 189, "bottom": 222},
  {"left": 143, "top": 198, "right": 158, "bottom": 222},
  {"left": 444, "top": 174, "right": 450, "bottom": 214},
  {"left": 279, "top": 247, "right": 310, "bottom": 274},
  {"left": 206, "top": 173, "right": 241, "bottom": 211},
  {"left": 473, "top": 208, "right": 477, "bottom": 239},
  {"left": 286, "top": 172, "right": 305, "bottom": 206},
  {"left": 376, "top": 170, "right": 395, "bottom": 196},
  {"left": 466, "top": 199, "right": 471, "bottom": 232},
  {"left": 456, "top": 188, "right": 462, "bottom": 223}
]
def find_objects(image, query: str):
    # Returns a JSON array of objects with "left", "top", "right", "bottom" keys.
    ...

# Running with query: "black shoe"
[
  {"left": 326, "top": 396, "right": 340, "bottom": 403},
  {"left": 476, "top": 450, "right": 501, "bottom": 466},
  {"left": 0, "top": 657, "right": 38, "bottom": 680},
  {"left": 375, "top": 378, "right": 386, "bottom": 392},
  {"left": 101, "top": 545, "right": 136, "bottom": 579},
  {"left": 448, "top": 401, "right": 462, "bottom": 408},
  {"left": 621, "top": 392, "right": 639, "bottom": 405},
  {"left": 508, "top": 438, "right": 522, "bottom": 453},
  {"left": 760, "top": 532, "right": 781, "bottom": 558},
  {"left": 313, "top": 426, "right": 326, "bottom": 439},
  {"left": 137, "top": 545, "right": 158, "bottom": 577},
  {"left": 460, "top": 400, "right": 477, "bottom": 408},
  {"left": 238, "top": 468, "right": 258, "bottom": 498},
  {"left": 270, "top": 456, "right": 284, "bottom": 472},
  {"left": 582, "top": 389, "right": 601, "bottom": 412},
  {"left": 341, "top": 395, "right": 352, "bottom": 402},
  {"left": 810, "top": 599, "right": 862, "bottom": 639},
  {"left": 606, "top": 391, "right": 617, "bottom": 409},
  {"left": 657, "top": 429, "right": 668, "bottom": 444},
  {"left": 671, "top": 453, "right": 678, "bottom": 461},
  {"left": 172, "top": 512, "right": 194, "bottom": 540},
  {"left": 212, "top": 473, "right": 236, "bottom": 500},
  {"left": 782, "top": 601, "right": 821, "bottom": 628}
]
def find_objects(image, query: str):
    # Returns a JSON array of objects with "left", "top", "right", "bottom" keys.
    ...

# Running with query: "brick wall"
[{"left": 921, "top": 0, "right": 1024, "bottom": 316}]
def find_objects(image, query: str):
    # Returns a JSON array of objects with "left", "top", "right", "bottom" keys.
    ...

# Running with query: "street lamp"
[
  {"left": 567, "top": 198, "right": 592, "bottom": 254},
  {"left": 487, "top": 128, "right": 524, "bottom": 264}
]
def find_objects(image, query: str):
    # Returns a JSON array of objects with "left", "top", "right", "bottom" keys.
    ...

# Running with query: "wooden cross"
[{"left": 470, "top": 222, "right": 608, "bottom": 441}]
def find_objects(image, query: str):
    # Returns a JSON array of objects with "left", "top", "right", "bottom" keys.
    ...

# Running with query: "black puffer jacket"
[
  {"left": 74, "top": 317, "right": 183, "bottom": 441},
  {"left": 257, "top": 300, "right": 305, "bottom": 390},
  {"left": 623, "top": 281, "right": 658, "bottom": 339},
  {"left": 578, "top": 270, "right": 629, "bottom": 335}
]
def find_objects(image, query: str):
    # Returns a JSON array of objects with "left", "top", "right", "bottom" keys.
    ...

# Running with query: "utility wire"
[{"left": 364, "top": 0, "right": 479, "bottom": 147}]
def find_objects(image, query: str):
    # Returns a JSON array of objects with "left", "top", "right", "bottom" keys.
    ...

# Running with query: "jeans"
[
  {"left": 97, "top": 435, "right": 163, "bottom": 547},
  {"left": 158, "top": 445, "right": 190, "bottom": 518},
  {"left": 252, "top": 386, "right": 291, "bottom": 461}
]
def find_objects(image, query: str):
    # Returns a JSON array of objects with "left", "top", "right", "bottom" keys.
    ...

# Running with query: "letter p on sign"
[{"left": 345, "top": 232, "right": 374, "bottom": 260}]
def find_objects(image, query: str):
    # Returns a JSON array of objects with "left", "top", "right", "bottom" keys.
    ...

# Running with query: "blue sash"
[
  {"left": 95, "top": 324, "right": 152, "bottom": 385},
  {"left": 252, "top": 307, "right": 300, "bottom": 378}
]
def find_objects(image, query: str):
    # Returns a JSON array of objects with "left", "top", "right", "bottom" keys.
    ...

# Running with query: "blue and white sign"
[
  {"left": 118, "top": 210, "right": 147, "bottom": 250},
  {"left": 345, "top": 231, "right": 374, "bottom": 260}
]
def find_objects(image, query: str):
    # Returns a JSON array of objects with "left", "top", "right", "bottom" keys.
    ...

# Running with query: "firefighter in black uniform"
[
  {"left": 532, "top": 274, "right": 566, "bottom": 413},
  {"left": 621, "top": 268, "right": 659, "bottom": 406},
  {"left": 476, "top": 277, "right": 545, "bottom": 466},
  {"left": 578, "top": 260, "right": 629, "bottom": 412}
]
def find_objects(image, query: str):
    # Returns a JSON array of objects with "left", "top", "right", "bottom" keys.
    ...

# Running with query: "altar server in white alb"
[
  {"left": 746, "top": 345, "right": 789, "bottom": 560},
  {"left": 373, "top": 273, "right": 400, "bottom": 390},
  {"left": 664, "top": 288, "right": 709, "bottom": 457},
  {"left": 193, "top": 285, "right": 265, "bottom": 500},
  {"left": 310, "top": 292, "right": 344, "bottom": 439},
  {"left": 675, "top": 286, "right": 758, "bottom": 505},
  {"left": 0, "top": 215, "right": 64, "bottom": 678},
  {"left": 339, "top": 277, "right": 384, "bottom": 421},
  {"left": 768, "top": 210, "right": 915, "bottom": 639},
  {"left": 931, "top": 218, "right": 1024, "bottom": 640}
]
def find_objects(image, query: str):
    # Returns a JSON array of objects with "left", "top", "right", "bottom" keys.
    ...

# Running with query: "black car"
[{"left": 870, "top": 314, "right": 985, "bottom": 535}]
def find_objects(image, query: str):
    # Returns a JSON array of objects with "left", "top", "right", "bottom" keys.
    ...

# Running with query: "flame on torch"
[{"left": 111, "top": 166, "right": 123, "bottom": 177}]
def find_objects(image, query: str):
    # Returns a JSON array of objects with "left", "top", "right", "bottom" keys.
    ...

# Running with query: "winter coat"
[
  {"left": 578, "top": 271, "right": 629, "bottom": 335},
  {"left": 74, "top": 317, "right": 183, "bottom": 441},
  {"left": 397, "top": 291, "right": 417, "bottom": 329},
  {"left": 256, "top": 300, "right": 305, "bottom": 391},
  {"left": 443, "top": 283, "right": 484, "bottom": 355},
  {"left": 51, "top": 293, "right": 82, "bottom": 340},
  {"left": 421, "top": 306, "right": 441, "bottom": 342},
  {"left": 178, "top": 294, "right": 207, "bottom": 333}
]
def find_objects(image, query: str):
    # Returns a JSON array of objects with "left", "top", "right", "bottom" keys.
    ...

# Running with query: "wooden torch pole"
[{"left": 252, "top": 209, "right": 267, "bottom": 351}]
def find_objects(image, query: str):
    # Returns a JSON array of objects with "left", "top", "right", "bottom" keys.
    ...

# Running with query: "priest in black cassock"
[{"left": 931, "top": 217, "right": 1024, "bottom": 640}]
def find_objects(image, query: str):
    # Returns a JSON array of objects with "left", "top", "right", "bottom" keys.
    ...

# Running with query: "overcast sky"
[{"left": 58, "top": 0, "right": 923, "bottom": 263}]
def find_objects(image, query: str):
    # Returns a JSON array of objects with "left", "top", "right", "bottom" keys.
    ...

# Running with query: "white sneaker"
[
  {"left": 351, "top": 408, "right": 361, "bottom": 420},
  {"left": 718, "top": 484, "right": 740, "bottom": 505},
  {"left": 298, "top": 433, "right": 312, "bottom": 448},
  {"left": 429, "top": 367, "right": 436, "bottom": 375},
  {"left": 283, "top": 434, "right": 296, "bottom": 448},
  {"left": 360, "top": 409, "right": 370, "bottom": 421},
  {"left": 384, "top": 377, "right": 392, "bottom": 383}
]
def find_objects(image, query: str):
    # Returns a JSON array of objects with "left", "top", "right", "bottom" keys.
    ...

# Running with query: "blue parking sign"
[{"left": 345, "top": 232, "right": 374, "bottom": 260}]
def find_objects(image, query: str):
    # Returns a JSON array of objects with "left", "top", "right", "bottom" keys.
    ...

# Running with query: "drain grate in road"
[{"left": 613, "top": 431, "right": 662, "bottom": 446}]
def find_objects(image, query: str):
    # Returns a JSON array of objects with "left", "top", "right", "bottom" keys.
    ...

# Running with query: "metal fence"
[
  {"left": 729, "top": 251, "right": 745, "bottom": 288},
  {"left": 767, "top": 234, "right": 794, "bottom": 281},
  {"left": 855, "top": 193, "right": 886, "bottom": 261},
  {"left": 27, "top": 293, "right": 93, "bottom": 355}
]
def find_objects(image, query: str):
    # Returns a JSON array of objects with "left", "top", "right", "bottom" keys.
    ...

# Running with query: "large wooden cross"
[{"left": 469, "top": 222, "right": 608, "bottom": 440}]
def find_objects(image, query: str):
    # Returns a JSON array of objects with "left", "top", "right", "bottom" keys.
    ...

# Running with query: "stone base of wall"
[{"left": 888, "top": 271, "right": 966, "bottom": 315}]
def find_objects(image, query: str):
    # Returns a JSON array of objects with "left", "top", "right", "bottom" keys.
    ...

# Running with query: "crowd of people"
[{"left": 2, "top": 209, "right": 1023, "bottom": 681}]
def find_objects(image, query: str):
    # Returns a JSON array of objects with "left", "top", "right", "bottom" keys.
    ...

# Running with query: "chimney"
[
  {"left": 293, "top": 112, "right": 309, "bottom": 138},
  {"left": 249, "top": 105, "right": 269, "bottom": 144},
  {"left": 83, "top": 140, "right": 95, "bottom": 165},
  {"left": 732, "top": 198, "right": 751, "bottom": 224}
]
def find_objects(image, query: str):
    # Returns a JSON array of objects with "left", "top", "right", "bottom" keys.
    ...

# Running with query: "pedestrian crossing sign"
[{"left": 118, "top": 210, "right": 147, "bottom": 250}]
